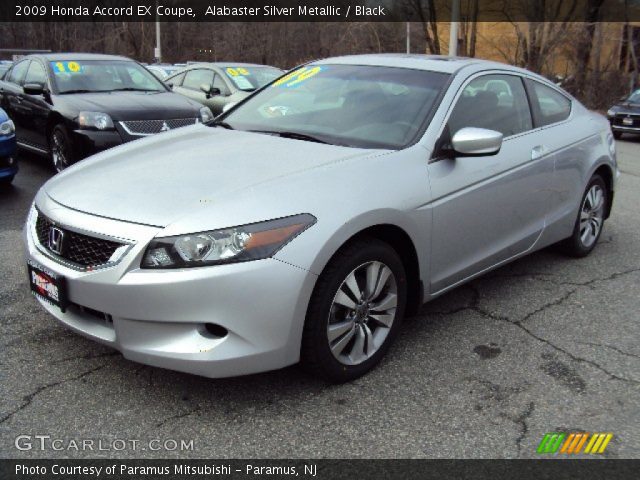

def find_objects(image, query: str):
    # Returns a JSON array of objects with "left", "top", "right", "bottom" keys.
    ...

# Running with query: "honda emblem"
[{"left": 48, "top": 226, "right": 64, "bottom": 255}]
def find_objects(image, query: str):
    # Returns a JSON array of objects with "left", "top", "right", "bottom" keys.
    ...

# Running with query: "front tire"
[
  {"left": 301, "top": 238, "right": 407, "bottom": 383},
  {"left": 0, "top": 175, "right": 14, "bottom": 185},
  {"left": 49, "top": 124, "right": 76, "bottom": 173},
  {"left": 613, "top": 131, "right": 622, "bottom": 140},
  {"left": 560, "top": 174, "right": 608, "bottom": 257}
]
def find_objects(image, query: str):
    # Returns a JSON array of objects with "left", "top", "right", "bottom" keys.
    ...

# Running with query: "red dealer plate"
[{"left": 27, "top": 260, "right": 68, "bottom": 311}]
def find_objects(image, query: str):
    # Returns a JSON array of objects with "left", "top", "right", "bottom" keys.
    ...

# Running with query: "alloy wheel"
[
  {"left": 327, "top": 261, "right": 398, "bottom": 366},
  {"left": 579, "top": 184, "right": 605, "bottom": 248}
]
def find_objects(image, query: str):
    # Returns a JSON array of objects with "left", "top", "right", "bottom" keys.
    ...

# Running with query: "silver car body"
[{"left": 24, "top": 55, "right": 618, "bottom": 377}]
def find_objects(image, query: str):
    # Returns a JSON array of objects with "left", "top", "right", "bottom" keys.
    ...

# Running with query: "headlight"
[
  {"left": 199, "top": 106, "right": 214, "bottom": 123},
  {"left": 0, "top": 119, "right": 15, "bottom": 135},
  {"left": 606, "top": 109, "right": 616, "bottom": 117},
  {"left": 141, "top": 214, "right": 316, "bottom": 269},
  {"left": 77, "top": 111, "right": 114, "bottom": 130}
]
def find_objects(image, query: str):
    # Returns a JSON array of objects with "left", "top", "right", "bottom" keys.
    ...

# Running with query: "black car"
[
  {"left": 607, "top": 89, "right": 640, "bottom": 139},
  {"left": 0, "top": 53, "right": 213, "bottom": 172}
]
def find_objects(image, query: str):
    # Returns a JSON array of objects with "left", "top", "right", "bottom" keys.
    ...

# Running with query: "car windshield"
[
  {"left": 50, "top": 60, "right": 167, "bottom": 94},
  {"left": 627, "top": 90, "right": 640, "bottom": 103},
  {"left": 221, "top": 65, "right": 284, "bottom": 91},
  {"left": 220, "top": 64, "right": 449, "bottom": 149}
]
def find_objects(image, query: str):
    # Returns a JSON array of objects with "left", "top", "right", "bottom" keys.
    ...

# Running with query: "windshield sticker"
[
  {"left": 232, "top": 75, "right": 253, "bottom": 90},
  {"left": 272, "top": 66, "right": 324, "bottom": 88},
  {"left": 51, "top": 61, "right": 84, "bottom": 74},
  {"left": 226, "top": 67, "right": 251, "bottom": 77}
]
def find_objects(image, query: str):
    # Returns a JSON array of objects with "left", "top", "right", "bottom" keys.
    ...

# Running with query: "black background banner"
[
  {"left": 0, "top": 459, "right": 639, "bottom": 480},
  {"left": 3, "top": 0, "right": 640, "bottom": 23}
]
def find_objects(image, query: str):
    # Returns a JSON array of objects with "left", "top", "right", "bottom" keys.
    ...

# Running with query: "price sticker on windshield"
[
  {"left": 272, "top": 66, "right": 324, "bottom": 88},
  {"left": 51, "top": 61, "right": 84, "bottom": 74},
  {"left": 226, "top": 67, "right": 250, "bottom": 77}
]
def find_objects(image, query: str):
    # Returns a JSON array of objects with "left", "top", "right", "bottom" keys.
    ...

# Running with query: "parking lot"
[{"left": 1, "top": 139, "right": 639, "bottom": 459}]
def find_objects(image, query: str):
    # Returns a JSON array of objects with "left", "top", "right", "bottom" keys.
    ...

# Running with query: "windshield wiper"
[
  {"left": 211, "top": 120, "right": 234, "bottom": 130},
  {"left": 59, "top": 89, "right": 99, "bottom": 94},
  {"left": 249, "top": 130, "right": 329, "bottom": 144},
  {"left": 109, "top": 87, "right": 160, "bottom": 92}
]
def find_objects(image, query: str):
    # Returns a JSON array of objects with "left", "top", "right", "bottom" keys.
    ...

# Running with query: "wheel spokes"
[
  {"left": 330, "top": 324, "right": 356, "bottom": 357},
  {"left": 328, "top": 319, "right": 355, "bottom": 342}
]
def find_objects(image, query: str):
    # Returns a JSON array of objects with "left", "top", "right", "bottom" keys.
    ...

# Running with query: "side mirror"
[
  {"left": 23, "top": 83, "right": 44, "bottom": 96},
  {"left": 165, "top": 82, "right": 174, "bottom": 89},
  {"left": 451, "top": 127, "right": 503, "bottom": 156},
  {"left": 200, "top": 84, "right": 221, "bottom": 97}
]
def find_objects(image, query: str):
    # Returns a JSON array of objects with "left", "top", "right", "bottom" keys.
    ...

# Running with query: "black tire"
[
  {"left": 559, "top": 174, "right": 608, "bottom": 258},
  {"left": 301, "top": 237, "right": 407, "bottom": 383},
  {"left": 613, "top": 131, "right": 622, "bottom": 140},
  {"left": 49, "top": 124, "right": 76, "bottom": 172},
  {"left": 0, "top": 175, "right": 14, "bottom": 185}
]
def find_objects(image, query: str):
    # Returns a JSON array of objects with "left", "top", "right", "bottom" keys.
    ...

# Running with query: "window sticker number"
[
  {"left": 226, "top": 67, "right": 250, "bottom": 77},
  {"left": 272, "top": 66, "right": 324, "bottom": 88},
  {"left": 51, "top": 61, "right": 84, "bottom": 74}
]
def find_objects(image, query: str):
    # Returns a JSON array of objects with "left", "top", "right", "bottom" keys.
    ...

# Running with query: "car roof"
[
  {"left": 182, "top": 62, "right": 281, "bottom": 69},
  {"left": 313, "top": 54, "right": 518, "bottom": 74},
  {"left": 27, "top": 53, "right": 133, "bottom": 62}
]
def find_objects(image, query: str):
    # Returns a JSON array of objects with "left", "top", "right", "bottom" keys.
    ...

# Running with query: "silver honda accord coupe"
[{"left": 24, "top": 54, "right": 617, "bottom": 382}]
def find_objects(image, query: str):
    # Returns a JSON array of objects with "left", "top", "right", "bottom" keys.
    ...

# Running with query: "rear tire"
[
  {"left": 559, "top": 174, "right": 607, "bottom": 257},
  {"left": 49, "top": 124, "right": 76, "bottom": 173},
  {"left": 301, "top": 237, "right": 407, "bottom": 383}
]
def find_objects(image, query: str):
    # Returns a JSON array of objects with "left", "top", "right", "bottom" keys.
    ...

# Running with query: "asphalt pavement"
[{"left": 1, "top": 140, "right": 639, "bottom": 459}]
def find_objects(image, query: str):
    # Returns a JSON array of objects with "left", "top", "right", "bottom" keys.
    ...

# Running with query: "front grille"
[
  {"left": 120, "top": 118, "right": 198, "bottom": 135},
  {"left": 35, "top": 212, "right": 126, "bottom": 269},
  {"left": 614, "top": 113, "right": 640, "bottom": 127}
]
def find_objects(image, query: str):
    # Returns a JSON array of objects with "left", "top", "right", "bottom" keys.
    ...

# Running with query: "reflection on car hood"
[
  {"left": 613, "top": 102, "right": 640, "bottom": 113},
  {"left": 54, "top": 91, "right": 201, "bottom": 120},
  {"left": 44, "top": 125, "right": 376, "bottom": 227}
]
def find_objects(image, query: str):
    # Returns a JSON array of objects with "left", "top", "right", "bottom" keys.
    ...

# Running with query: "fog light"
[{"left": 203, "top": 323, "right": 228, "bottom": 338}]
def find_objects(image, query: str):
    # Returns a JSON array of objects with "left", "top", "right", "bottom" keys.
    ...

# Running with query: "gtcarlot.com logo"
[
  {"left": 15, "top": 435, "right": 194, "bottom": 452},
  {"left": 537, "top": 432, "right": 613, "bottom": 455}
]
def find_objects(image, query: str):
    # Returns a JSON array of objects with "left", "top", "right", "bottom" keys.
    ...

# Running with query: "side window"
[
  {"left": 8, "top": 60, "right": 30, "bottom": 85},
  {"left": 528, "top": 80, "right": 571, "bottom": 127},
  {"left": 448, "top": 74, "right": 533, "bottom": 137},
  {"left": 24, "top": 61, "right": 47, "bottom": 86},
  {"left": 182, "top": 69, "right": 214, "bottom": 91},
  {"left": 169, "top": 72, "right": 185, "bottom": 86}
]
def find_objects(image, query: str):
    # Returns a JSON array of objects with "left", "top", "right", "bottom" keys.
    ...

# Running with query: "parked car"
[
  {"left": 167, "top": 62, "right": 283, "bottom": 115},
  {"left": 0, "top": 107, "right": 17, "bottom": 184},
  {"left": 607, "top": 89, "right": 640, "bottom": 139},
  {"left": 24, "top": 55, "right": 617, "bottom": 382},
  {"left": 0, "top": 53, "right": 212, "bottom": 172}
]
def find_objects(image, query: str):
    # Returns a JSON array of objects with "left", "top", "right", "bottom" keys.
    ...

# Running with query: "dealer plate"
[{"left": 27, "top": 260, "right": 68, "bottom": 311}]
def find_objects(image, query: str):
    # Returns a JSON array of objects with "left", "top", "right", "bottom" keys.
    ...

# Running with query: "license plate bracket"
[{"left": 27, "top": 260, "right": 68, "bottom": 312}]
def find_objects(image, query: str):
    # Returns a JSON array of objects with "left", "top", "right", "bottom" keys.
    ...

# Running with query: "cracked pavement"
[{"left": 1, "top": 140, "right": 639, "bottom": 459}]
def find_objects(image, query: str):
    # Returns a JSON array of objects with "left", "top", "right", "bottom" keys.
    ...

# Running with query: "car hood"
[
  {"left": 612, "top": 102, "right": 640, "bottom": 113},
  {"left": 44, "top": 125, "right": 377, "bottom": 227},
  {"left": 53, "top": 91, "right": 201, "bottom": 120}
]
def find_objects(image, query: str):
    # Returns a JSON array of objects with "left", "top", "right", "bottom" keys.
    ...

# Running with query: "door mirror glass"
[
  {"left": 451, "top": 127, "right": 503, "bottom": 156},
  {"left": 23, "top": 83, "right": 44, "bottom": 95}
]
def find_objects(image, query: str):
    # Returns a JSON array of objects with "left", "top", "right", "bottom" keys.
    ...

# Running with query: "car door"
[
  {"left": 1, "top": 60, "right": 30, "bottom": 142},
  {"left": 20, "top": 59, "right": 51, "bottom": 149},
  {"left": 173, "top": 68, "right": 214, "bottom": 108},
  {"left": 427, "top": 73, "right": 554, "bottom": 294}
]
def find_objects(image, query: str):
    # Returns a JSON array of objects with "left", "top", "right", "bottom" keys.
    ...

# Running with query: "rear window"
[{"left": 528, "top": 80, "right": 571, "bottom": 127}]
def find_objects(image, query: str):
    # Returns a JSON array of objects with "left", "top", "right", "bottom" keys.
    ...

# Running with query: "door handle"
[{"left": 531, "top": 145, "right": 546, "bottom": 160}]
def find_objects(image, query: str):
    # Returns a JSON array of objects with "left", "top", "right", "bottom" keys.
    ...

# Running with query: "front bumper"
[
  {"left": 24, "top": 197, "right": 317, "bottom": 378},
  {"left": 611, "top": 124, "right": 640, "bottom": 134}
]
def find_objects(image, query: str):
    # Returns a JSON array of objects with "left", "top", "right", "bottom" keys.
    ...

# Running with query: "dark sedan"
[
  {"left": 167, "top": 63, "right": 283, "bottom": 115},
  {"left": 607, "top": 89, "right": 640, "bottom": 139},
  {"left": 0, "top": 53, "right": 213, "bottom": 172}
]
